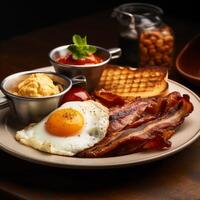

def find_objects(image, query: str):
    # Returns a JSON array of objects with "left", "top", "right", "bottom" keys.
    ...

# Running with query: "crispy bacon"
[
  {"left": 108, "top": 92, "right": 182, "bottom": 133},
  {"left": 94, "top": 89, "right": 125, "bottom": 107},
  {"left": 77, "top": 93, "right": 193, "bottom": 157}
]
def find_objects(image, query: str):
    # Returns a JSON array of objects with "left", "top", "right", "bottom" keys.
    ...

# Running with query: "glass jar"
[
  {"left": 112, "top": 3, "right": 175, "bottom": 69},
  {"left": 112, "top": 3, "right": 139, "bottom": 66}
]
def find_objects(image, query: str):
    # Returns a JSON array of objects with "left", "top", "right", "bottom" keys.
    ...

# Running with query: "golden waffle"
[{"left": 98, "top": 66, "right": 168, "bottom": 98}]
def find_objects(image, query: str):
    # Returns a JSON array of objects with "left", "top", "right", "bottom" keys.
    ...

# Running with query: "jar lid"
[{"left": 112, "top": 3, "right": 164, "bottom": 29}]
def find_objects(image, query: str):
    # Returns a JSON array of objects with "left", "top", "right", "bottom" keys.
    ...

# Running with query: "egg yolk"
[{"left": 45, "top": 108, "right": 84, "bottom": 137}]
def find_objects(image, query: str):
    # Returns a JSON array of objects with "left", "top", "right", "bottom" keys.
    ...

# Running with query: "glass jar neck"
[
  {"left": 112, "top": 3, "right": 164, "bottom": 29},
  {"left": 136, "top": 15, "right": 164, "bottom": 30}
]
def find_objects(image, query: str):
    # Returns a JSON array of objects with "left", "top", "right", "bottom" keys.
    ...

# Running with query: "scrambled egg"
[{"left": 13, "top": 73, "right": 61, "bottom": 97}]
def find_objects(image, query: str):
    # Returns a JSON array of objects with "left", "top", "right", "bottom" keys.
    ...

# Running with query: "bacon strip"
[
  {"left": 94, "top": 89, "right": 125, "bottom": 107},
  {"left": 77, "top": 93, "right": 193, "bottom": 158},
  {"left": 108, "top": 92, "right": 182, "bottom": 133}
]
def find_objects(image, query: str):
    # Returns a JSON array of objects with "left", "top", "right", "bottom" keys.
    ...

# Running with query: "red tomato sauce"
[{"left": 57, "top": 54, "right": 103, "bottom": 65}]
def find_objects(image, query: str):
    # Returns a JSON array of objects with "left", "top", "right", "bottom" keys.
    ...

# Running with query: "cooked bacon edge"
[
  {"left": 108, "top": 92, "right": 182, "bottom": 133},
  {"left": 94, "top": 89, "right": 125, "bottom": 107},
  {"left": 77, "top": 93, "right": 193, "bottom": 157}
]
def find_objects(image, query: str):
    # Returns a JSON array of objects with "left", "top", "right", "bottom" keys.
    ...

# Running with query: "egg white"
[{"left": 15, "top": 100, "right": 109, "bottom": 156}]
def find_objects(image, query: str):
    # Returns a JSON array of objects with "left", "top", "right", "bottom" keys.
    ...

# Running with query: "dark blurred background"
[{"left": 0, "top": 0, "right": 199, "bottom": 40}]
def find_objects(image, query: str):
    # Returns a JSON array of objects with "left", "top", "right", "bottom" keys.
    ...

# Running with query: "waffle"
[{"left": 98, "top": 66, "right": 168, "bottom": 98}]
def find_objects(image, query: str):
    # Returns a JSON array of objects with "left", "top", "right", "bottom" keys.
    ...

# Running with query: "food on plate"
[
  {"left": 78, "top": 92, "right": 193, "bottom": 157},
  {"left": 14, "top": 66, "right": 193, "bottom": 158},
  {"left": 94, "top": 89, "right": 125, "bottom": 107},
  {"left": 107, "top": 92, "right": 180, "bottom": 133},
  {"left": 57, "top": 34, "right": 103, "bottom": 65},
  {"left": 15, "top": 100, "right": 109, "bottom": 156},
  {"left": 98, "top": 66, "right": 168, "bottom": 98},
  {"left": 61, "top": 86, "right": 91, "bottom": 104},
  {"left": 11, "top": 73, "right": 62, "bottom": 97}
]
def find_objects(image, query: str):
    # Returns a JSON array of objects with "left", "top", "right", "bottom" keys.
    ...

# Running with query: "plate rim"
[{"left": 0, "top": 69, "right": 200, "bottom": 169}]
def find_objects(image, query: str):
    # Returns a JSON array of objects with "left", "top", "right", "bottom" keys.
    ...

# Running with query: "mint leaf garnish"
[
  {"left": 86, "top": 45, "right": 96, "bottom": 54},
  {"left": 72, "top": 34, "right": 87, "bottom": 46},
  {"left": 67, "top": 34, "right": 96, "bottom": 60}
]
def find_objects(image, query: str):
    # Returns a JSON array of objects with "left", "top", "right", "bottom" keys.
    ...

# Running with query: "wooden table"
[{"left": 0, "top": 10, "right": 200, "bottom": 200}]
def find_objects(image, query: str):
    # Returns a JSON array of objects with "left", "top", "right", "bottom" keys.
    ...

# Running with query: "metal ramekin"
[
  {"left": 49, "top": 45, "right": 121, "bottom": 92},
  {"left": 0, "top": 71, "right": 86, "bottom": 124}
]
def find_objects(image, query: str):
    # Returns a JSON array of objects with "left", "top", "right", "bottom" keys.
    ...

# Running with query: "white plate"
[{"left": 0, "top": 67, "right": 200, "bottom": 169}]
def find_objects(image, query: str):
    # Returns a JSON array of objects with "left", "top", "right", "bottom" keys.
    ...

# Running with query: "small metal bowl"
[
  {"left": 0, "top": 71, "right": 86, "bottom": 124},
  {"left": 49, "top": 45, "right": 121, "bottom": 92}
]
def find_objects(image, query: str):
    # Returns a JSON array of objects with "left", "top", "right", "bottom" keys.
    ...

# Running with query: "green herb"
[{"left": 67, "top": 34, "right": 96, "bottom": 60}]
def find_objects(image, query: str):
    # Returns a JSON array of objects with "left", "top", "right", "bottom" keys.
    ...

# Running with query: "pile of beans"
[{"left": 139, "top": 26, "right": 174, "bottom": 68}]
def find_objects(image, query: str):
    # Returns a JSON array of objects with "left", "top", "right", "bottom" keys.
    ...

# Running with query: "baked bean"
[
  {"left": 158, "top": 45, "right": 166, "bottom": 52},
  {"left": 142, "top": 31, "right": 151, "bottom": 38},
  {"left": 155, "top": 52, "right": 162, "bottom": 60},
  {"left": 150, "top": 36, "right": 157, "bottom": 43},
  {"left": 164, "top": 45, "right": 170, "bottom": 51},
  {"left": 156, "top": 39, "right": 164, "bottom": 48},
  {"left": 162, "top": 30, "right": 171, "bottom": 36},
  {"left": 167, "top": 41, "right": 173, "bottom": 48},
  {"left": 164, "top": 35, "right": 174, "bottom": 42},
  {"left": 142, "top": 39, "right": 152, "bottom": 46},
  {"left": 150, "top": 31, "right": 162, "bottom": 38},
  {"left": 148, "top": 44, "right": 155, "bottom": 49}
]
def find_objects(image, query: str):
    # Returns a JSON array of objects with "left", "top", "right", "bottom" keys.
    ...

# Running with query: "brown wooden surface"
[{"left": 0, "top": 10, "right": 200, "bottom": 200}]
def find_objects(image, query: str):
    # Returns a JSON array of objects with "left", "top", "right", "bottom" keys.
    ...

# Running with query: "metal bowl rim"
[
  {"left": 49, "top": 45, "right": 111, "bottom": 68},
  {"left": 0, "top": 71, "right": 72, "bottom": 100}
]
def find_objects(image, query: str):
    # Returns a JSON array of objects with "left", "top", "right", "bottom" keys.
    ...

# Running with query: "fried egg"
[{"left": 15, "top": 100, "right": 109, "bottom": 156}]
